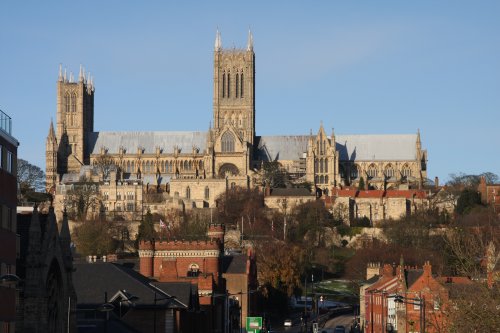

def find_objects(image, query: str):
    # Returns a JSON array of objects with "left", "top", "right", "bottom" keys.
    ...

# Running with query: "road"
[{"left": 269, "top": 313, "right": 356, "bottom": 333}]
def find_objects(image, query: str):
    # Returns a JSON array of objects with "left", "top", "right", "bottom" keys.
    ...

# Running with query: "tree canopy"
[{"left": 17, "top": 158, "right": 45, "bottom": 194}]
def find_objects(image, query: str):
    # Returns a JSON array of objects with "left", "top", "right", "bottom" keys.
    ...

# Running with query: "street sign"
[{"left": 246, "top": 316, "right": 262, "bottom": 333}]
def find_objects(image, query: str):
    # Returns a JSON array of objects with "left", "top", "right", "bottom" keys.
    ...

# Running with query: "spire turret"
[
  {"left": 64, "top": 68, "right": 67, "bottom": 82},
  {"left": 215, "top": 29, "right": 222, "bottom": 51},
  {"left": 78, "top": 64, "right": 84, "bottom": 82},
  {"left": 246, "top": 29, "right": 254, "bottom": 51},
  {"left": 416, "top": 129, "right": 421, "bottom": 150},
  {"left": 58, "top": 63, "right": 63, "bottom": 81},
  {"left": 48, "top": 119, "right": 56, "bottom": 139},
  {"left": 69, "top": 71, "right": 74, "bottom": 83}
]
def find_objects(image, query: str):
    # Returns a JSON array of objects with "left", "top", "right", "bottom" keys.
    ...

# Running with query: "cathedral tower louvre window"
[
  {"left": 71, "top": 93, "right": 77, "bottom": 113},
  {"left": 222, "top": 72, "right": 226, "bottom": 98},
  {"left": 227, "top": 71, "right": 230, "bottom": 98},
  {"left": 221, "top": 131, "right": 235, "bottom": 152},
  {"left": 240, "top": 73, "right": 244, "bottom": 97},
  {"left": 235, "top": 73, "right": 239, "bottom": 98},
  {"left": 65, "top": 93, "right": 70, "bottom": 113}
]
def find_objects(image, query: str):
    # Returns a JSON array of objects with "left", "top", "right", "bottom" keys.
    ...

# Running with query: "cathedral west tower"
[
  {"left": 55, "top": 65, "right": 94, "bottom": 175},
  {"left": 212, "top": 30, "right": 255, "bottom": 146}
]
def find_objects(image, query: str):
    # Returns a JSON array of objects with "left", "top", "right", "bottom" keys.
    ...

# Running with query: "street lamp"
[
  {"left": 153, "top": 292, "right": 176, "bottom": 333},
  {"left": 116, "top": 290, "right": 139, "bottom": 318},
  {"left": 97, "top": 292, "right": 115, "bottom": 333},
  {"left": 394, "top": 294, "right": 426, "bottom": 333}
]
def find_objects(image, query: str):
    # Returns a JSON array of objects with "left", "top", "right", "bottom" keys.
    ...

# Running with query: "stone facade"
[
  {"left": 46, "top": 31, "right": 428, "bottom": 218},
  {"left": 332, "top": 189, "right": 429, "bottom": 224},
  {"left": 17, "top": 207, "right": 77, "bottom": 333}
]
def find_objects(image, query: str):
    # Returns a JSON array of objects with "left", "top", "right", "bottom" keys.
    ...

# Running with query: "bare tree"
[
  {"left": 61, "top": 178, "right": 101, "bottom": 220},
  {"left": 17, "top": 158, "right": 45, "bottom": 194},
  {"left": 94, "top": 154, "right": 117, "bottom": 179}
]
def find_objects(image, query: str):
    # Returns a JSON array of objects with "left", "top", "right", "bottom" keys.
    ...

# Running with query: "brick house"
[
  {"left": 362, "top": 261, "right": 472, "bottom": 333},
  {"left": 478, "top": 176, "right": 500, "bottom": 212},
  {"left": 138, "top": 223, "right": 257, "bottom": 332}
]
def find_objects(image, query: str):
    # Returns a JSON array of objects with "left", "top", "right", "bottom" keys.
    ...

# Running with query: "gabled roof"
[
  {"left": 73, "top": 262, "right": 188, "bottom": 309},
  {"left": 223, "top": 254, "right": 248, "bottom": 275},
  {"left": 405, "top": 269, "right": 424, "bottom": 288}
]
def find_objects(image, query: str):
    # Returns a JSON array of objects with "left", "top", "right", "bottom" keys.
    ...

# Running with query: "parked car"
[
  {"left": 334, "top": 326, "right": 345, "bottom": 333},
  {"left": 284, "top": 319, "right": 292, "bottom": 327}
]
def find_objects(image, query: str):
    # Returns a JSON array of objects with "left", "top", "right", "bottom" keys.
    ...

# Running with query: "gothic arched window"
[
  {"left": 227, "top": 71, "right": 230, "bottom": 98},
  {"left": 320, "top": 159, "right": 324, "bottom": 173},
  {"left": 325, "top": 175, "right": 329, "bottom": 184},
  {"left": 221, "top": 131, "right": 235, "bottom": 152},
  {"left": 65, "top": 93, "right": 70, "bottom": 113},
  {"left": 314, "top": 159, "right": 318, "bottom": 173},
  {"left": 339, "top": 165, "right": 346, "bottom": 179},
  {"left": 325, "top": 159, "right": 328, "bottom": 173},
  {"left": 240, "top": 73, "right": 244, "bottom": 97},
  {"left": 402, "top": 164, "right": 412, "bottom": 178},
  {"left": 222, "top": 72, "right": 226, "bottom": 98},
  {"left": 235, "top": 73, "right": 239, "bottom": 98},
  {"left": 71, "top": 93, "right": 77, "bottom": 113},
  {"left": 350, "top": 165, "right": 358, "bottom": 179},
  {"left": 385, "top": 164, "right": 395, "bottom": 178},
  {"left": 367, "top": 164, "right": 378, "bottom": 179},
  {"left": 186, "top": 186, "right": 191, "bottom": 199},
  {"left": 204, "top": 186, "right": 210, "bottom": 200}
]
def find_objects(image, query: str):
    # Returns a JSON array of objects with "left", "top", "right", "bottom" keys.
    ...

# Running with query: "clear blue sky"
[{"left": 1, "top": 1, "right": 499, "bottom": 182}]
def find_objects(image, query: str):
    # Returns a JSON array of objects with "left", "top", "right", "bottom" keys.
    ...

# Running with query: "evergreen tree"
[
  {"left": 358, "top": 177, "right": 365, "bottom": 190},
  {"left": 137, "top": 210, "right": 157, "bottom": 241}
]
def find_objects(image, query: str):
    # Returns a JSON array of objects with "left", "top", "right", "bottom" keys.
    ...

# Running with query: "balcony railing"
[{"left": 0, "top": 109, "right": 13, "bottom": 136}]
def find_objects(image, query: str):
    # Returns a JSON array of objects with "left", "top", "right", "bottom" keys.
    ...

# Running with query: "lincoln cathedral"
[{"left": 46, "top": 30, "right": 427, "bottom": 219}]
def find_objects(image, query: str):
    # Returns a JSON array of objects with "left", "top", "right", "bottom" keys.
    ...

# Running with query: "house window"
[
  {"left": 414, "top": 297, "right": 421, "bottom": 310},
  {"left": 117, "top": 192, "right": 121, "bottom": 200},
  {"left": 116, "top": 203, "right": 121, "bottom": 211},
  {"left": 103, "top": 192, "right": 109, "bottom": 200},
  {"left": 6, "top": 151, "right": 13, "bottom": 173},
  {"left": 127, "top": 203, "right": 134, "bottom": 211},
  {"left": 127, "top": 191, "right": 134, "bottom": 200},
  {"left": 187, "top": 263, "right": 200, "bottom": 277}
]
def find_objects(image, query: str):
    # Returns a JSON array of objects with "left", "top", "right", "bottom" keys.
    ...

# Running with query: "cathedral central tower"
[{"left": 212, "top": 30, "right": 255, "bottom": 145}]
